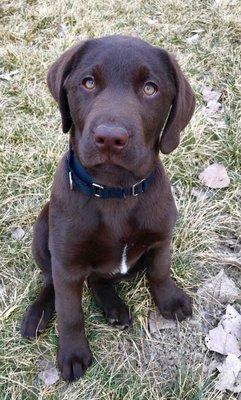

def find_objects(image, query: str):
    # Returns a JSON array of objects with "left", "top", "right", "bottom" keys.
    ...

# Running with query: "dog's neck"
[{"left": 69, "top": 139, "right": 161, "bottom": 189}]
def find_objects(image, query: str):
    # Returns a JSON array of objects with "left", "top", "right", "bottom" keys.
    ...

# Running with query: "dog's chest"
[
  {"left": 82, "top": 240, "right": 140, "bottom": 276},
  {"left": 76, "top": 205, "right": 161, "bottom": 275},
  {"left": 79, "top": 230, "right": 160, "bottom": 276},
  {"left": 114, "top": 244, "right": 129, "bottom": 275}
]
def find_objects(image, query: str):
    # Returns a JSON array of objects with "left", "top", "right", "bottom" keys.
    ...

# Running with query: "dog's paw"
[
  {"left": 152, "top": 279, "right": 192, "bottom": 322},
  {"left": 21, "top": 301, "right": 55, "bottom": 339},
  {"left": 58, "top": 342, "right": 92, "bottom": 382},
  {"left": 105, "top": 304, "right": 132, "bottom": 330}
]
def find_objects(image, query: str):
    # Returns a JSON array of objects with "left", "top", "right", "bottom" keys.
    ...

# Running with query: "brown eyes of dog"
[
  {"left": 82, "top": 76, "right": 95, "bottom": 90},
  {"left": 82, "top": 77, "right": 157, "bottom": 95},
  {"left": 143, "top": 82, "right": 158, "bottom": 96}
]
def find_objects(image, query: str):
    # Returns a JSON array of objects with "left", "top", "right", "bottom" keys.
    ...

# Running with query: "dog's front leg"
[
  {"left": 52, "top": 261, "right": 92, "bottom": 382},
  {"left": 147, "top": 238, "right": 192, "bottom": 321}
]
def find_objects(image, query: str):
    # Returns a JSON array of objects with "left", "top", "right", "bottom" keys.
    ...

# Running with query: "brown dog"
[{"left": 21, "top": 35, "right": 195, "bottom": 382}]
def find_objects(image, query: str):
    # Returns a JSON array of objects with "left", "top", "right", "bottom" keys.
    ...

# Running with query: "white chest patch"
[{"left": 119, "top": 244, "right": 128, "bottom": 274}]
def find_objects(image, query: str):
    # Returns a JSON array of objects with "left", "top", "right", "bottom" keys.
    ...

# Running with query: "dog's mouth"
[
  {"left": 80, "top": 150, "right": 130, "bottom": 169},
  {"left": 81, "top": 154, "right": 137, "bottom": 180},
  {"left": 98, "top": 153, "right": 120, "bottom": 165},
  {"left": 90, "top": 157, "right": 130, "bottom": 172}
]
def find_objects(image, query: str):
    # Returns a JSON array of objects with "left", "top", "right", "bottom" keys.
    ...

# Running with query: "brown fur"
[{"left": 21, "top": 35, "right": 195, "bottom": 382}]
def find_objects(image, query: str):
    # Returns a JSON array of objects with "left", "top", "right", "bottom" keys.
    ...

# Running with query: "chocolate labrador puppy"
[{"left": 21, "top": 35, "right": 195, "bottom": 382}]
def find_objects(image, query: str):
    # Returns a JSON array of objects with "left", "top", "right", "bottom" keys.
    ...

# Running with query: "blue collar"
[{"left": 66, "top": 150, "right": 155, "bottom": 199}]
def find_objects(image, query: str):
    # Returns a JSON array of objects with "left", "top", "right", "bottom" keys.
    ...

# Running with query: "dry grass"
[{"left": 1, "top": 0, "right": 241, "bottom": 399}]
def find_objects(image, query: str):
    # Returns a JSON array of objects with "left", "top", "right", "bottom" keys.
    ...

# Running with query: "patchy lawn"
[{"left": 0, "top": 0, "right": 241, "bottom": 399}]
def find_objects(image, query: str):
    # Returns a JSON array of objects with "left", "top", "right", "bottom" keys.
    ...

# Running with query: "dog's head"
[{"left": 47, "top": 35, "right": 195, "bottom": 173}]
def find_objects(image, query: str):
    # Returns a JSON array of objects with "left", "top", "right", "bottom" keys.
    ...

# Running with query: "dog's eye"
[
  {"left": 82, "top": 76, "right": 95, "bottom": 90},
  {"left": 143, "top": 82, "right": 158, "bottom": 96}
]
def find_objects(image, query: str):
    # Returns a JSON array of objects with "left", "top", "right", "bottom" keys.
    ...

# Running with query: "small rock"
[{"left": 12, "top": 227, "right": 25, "bottom": 240}]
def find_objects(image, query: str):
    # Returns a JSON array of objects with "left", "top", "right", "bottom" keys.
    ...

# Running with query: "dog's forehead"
[{"left": 78, "top": 36, "right": 167, "bottom": 78}]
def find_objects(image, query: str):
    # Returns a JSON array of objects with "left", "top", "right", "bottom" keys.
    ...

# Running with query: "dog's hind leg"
[
  {"left": 21, "top": 202, "right": 55, "bottom": 339},
  {"left": 87, "top": 276, "right": 132, "bottom": 329}
]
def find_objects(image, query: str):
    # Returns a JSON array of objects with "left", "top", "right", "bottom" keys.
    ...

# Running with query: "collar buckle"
[
  {"left": 92, "top": 182, "right": 104, "bottom": 197},
  {"left": 132, "top": 179, "right": 145, "bottom": 196}
]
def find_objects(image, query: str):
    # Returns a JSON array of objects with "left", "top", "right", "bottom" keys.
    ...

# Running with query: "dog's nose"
[{"left": 93, "top": 124, "right": 129, "bottom": 153}]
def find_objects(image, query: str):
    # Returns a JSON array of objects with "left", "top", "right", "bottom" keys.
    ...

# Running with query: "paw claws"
[{"left": 107, "top": 313, "right": 132, "bottom": 329}]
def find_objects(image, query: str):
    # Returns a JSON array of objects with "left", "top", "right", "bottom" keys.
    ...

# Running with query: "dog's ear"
[
  {"left": 159, "top": 53, "right": 195, "bottom": 154},
  {"left": 47, "top": 42, "right": 86, "bottom": 133}
]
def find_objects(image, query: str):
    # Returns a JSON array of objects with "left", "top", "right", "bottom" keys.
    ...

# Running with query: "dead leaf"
[
  {"left": 127, "top": 30, "right": 140, "bottom": 38},
  {"left": 0, "top": 70, "right": 20, "bottom": 81},
  {"left": 215, "top": 353, "right": 241, "bottom": 393},
  {"left": 144, "top": 17, "right": 160, "bottom": 27},
  {"left": 205, "top": 100, "right": 223, "bottom": 115},
  {"left": 186, "top": 33, "right": 199, "bottom": 44},
  {"left": 191, "top": 29, "right": 205, "bottom": 34},
  {"left": 215, "top": 119, "right": 227, "bottom": 129},
  {"left": 202, "top": 87, "right": 221, "bottom": 103},
  {"left": 205, "top": 325, "right": 241, "bottom": 356},
  {"left": 12, "top": 227, "right": 25, "bottom": 240},
  {"left": 203, "top": 359, "right": 220, "bottom": 375},
  {"left": 198, "top": 163, "right": 230, "bottom": 189},
  {"left": 220, "top": 305, "right": 241, "bottom": 344},
  {"left": 200, "top": 86, "right": 223, "bottom": 116},
  {"left": 197, "top": 270, "right": 240, "bottom": 304},
  {"left": 0, "top": 282, "right": 4, "bottom": 299},
  {"left": 205, "top": 305, "right": 241, "bottom": 356},
  {"left": 213, "top": 0, "right": 221, "bottom": 7},
  {"left": 38, "top": 360, "right": 59, "bottom": 386},
  {"left": 191, "top": 188, "right": 212, "bottom": 201},
  {"left": 58, "top": 23, "right": 68, "bottom": 37},
  {"left": 148, "top": 311, "right": 176, "bottom": 334}
]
